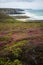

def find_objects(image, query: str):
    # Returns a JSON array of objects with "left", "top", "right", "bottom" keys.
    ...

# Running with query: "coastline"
[{"left": 9, "top": 13, "right": 43, "bottom": 21}]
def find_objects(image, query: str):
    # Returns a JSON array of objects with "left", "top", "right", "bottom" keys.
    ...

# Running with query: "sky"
[{"left": 0, "top": 0, "right": 43, "bottom": 9}]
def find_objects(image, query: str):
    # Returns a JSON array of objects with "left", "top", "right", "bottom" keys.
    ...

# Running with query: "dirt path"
[
  {"left": 11, "top": 30, "right": 43, "bottom": 44},
  {"left": 0, "top": 29, "right": 43, "bottom": 47}
]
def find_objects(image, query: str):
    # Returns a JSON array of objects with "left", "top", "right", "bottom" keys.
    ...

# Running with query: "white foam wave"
[{"left": 25, "top": 10, "right": 43, "bottom": 20}]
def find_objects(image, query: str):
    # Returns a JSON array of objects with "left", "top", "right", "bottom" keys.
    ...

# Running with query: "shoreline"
[{"left": 9, "top": 14, "right": 43, "bottom": 21}]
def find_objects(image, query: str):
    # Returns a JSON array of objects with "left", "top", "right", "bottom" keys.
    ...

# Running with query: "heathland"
[{"left": 0, "top": 13, "right": 43, "bottom": 65}]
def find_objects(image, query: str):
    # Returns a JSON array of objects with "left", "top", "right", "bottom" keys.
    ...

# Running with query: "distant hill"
[{"left": 0, "top": 8, "right": 25, "bottom": 14}]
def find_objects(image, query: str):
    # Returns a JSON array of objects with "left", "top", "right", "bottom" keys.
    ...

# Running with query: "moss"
[
  {"left": 8, "top": 32, "right": 13, "bottom": 36},
  {"left": 0, "top": 36, "right": 11, "bottom": 41}
]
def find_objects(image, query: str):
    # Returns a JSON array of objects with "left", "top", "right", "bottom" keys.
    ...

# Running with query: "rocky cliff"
[{"left": 0, "top": 8, "right": 24, "bottom": 14}]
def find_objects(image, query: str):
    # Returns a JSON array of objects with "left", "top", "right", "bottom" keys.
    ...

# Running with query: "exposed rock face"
[{"left": 0, "top": 8, "right": 24, "bottom": 14}]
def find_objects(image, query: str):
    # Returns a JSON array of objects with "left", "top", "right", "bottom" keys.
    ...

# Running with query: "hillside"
[
  {"left": 0, "top": 13, "right": 21, "bottom": 23},
  {"left": 0, "top": 13, "right": 43, "bottom": 65}
]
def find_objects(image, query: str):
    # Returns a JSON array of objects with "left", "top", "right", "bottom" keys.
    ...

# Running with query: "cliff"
[{"left": 0, "top": 8, "right": 24, "bottom": 14}]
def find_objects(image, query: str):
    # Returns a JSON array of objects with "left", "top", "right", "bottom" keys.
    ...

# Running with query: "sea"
[{"left": 25, "top": 9, "right": 43, "bottom": 20}]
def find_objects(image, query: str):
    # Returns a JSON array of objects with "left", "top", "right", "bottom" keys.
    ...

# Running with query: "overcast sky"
[{"left": 0, "top": 0, "right": 43, "bottom": 9}]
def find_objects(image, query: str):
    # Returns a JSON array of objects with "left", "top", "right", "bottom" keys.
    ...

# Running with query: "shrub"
[{"left": 12, "top": 59, "right": 23, "bottom": 65}]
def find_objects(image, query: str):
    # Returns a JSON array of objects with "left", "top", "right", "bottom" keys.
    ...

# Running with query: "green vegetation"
[
  {"left": 0, "top": 41, "right": 43, "bottom": 65},
  {"left": 0, "top": 36, "right": 11, "bottom": 41},
  {"left": 0, "top": 59, "right": 23, "bottom": 65},
  {"left": 0, "top": 38, "right": 34, "bottom": 65},
  {"left": 4, "top": 39, "right": 29, "bottom": 51}
]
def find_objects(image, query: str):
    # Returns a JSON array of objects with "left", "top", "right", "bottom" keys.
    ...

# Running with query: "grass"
[
  {"left": 0, "top": 22, "right": 43, "bottom": 32},
  {"left": 0, "top": 36, "right": 11, "bottom": 41}
]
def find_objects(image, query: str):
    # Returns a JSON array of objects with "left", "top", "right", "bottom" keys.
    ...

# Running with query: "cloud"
[
  {"left": 34, "top": 0, "right": 43, "bottom": 2},
  {"left": 0, "top": 0, "right": 43, "bottom": 3},
  {"left": 30, "top": 0, "right": 43, "bottom": 9},
  {"left": 0, "top": 0, "right": 33, "bottom": 2},
  {"left": 0, "top": 0, "right": 43, "bottom": 9}
]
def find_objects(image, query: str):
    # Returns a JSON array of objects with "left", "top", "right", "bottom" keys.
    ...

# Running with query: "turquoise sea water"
[
  {"left": 27, "top": 10, "right": 43, "bottom": 16},
  {"left": 25, "top": 10, "right": 43, "bottom": 20}
]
